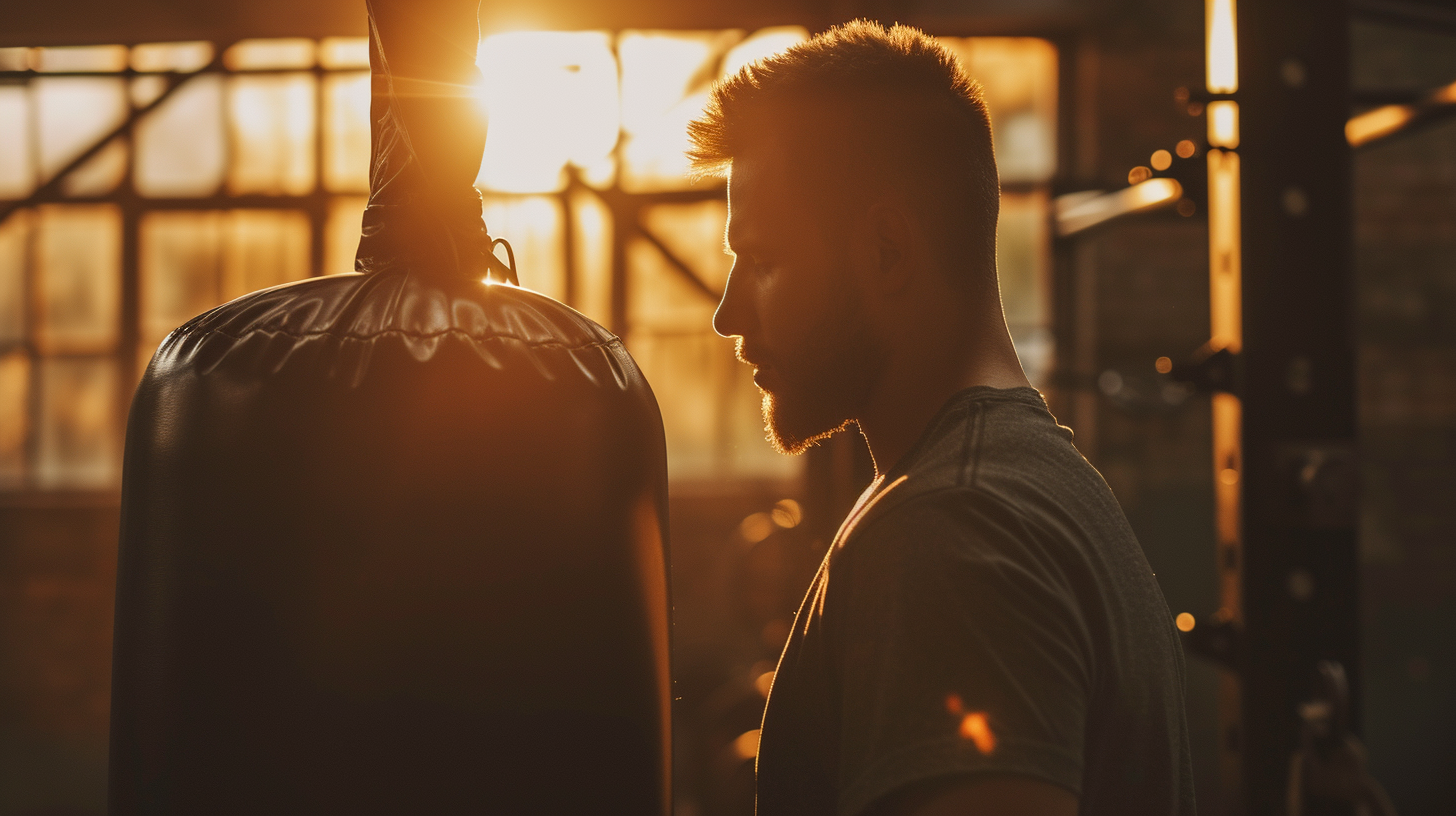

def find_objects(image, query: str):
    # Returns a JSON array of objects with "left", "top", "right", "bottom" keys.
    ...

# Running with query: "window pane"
[
  {"left": 569, "top": 190, "right": 613, "bottom": 323},
  {"left": 33, "top": 45, "right": 128, "bottom": 73},
  {"left": 999, "top": 190, "right": 1053, "bottom": 387},
  {"left": 323, "top": 71, "right": 371, "bottom": 193},
  {"left": 938, "top": 38, "right": 1058, "bottom": 183},
  {"left": 617, "top": 31, "right": 731, "bottom": 192},
  {"left": 222, "top": 209, "right": 310, "bottom": 299},
  {"left": 131, "top": 41, "right": 214, "bottom": 73},
  {"left": 325, "top": 196, "right": 367, "bottom": 277},
  {"left": 0, "top": 48, "right": 29, "bottom": 71},
  {"left": 476, "top": 31, "right": 619, "bottom": 193},
  {"left": 0, "top": 87, "right": 34, "bottom": 198},
  {"left": 34, "top": 204, "right": 120, "bottom": 354},
  {"left": 36, "top": 357, "right": 118, "bottom": 489},
  {"left": 141, "top": 210, "right": 312, "bottom": 352},
  {"left": 64, "top": 138, "right": 130, "bottom": 198},
  {"left": 481, "top": 196, "right": 564, "bottom": 299},
  {"left": 630, "top": 201, "right": 727, "bottom": 333},
  {"left": 627, "top": 332, "right": 731, "bottom": 480},
  {"left": 224, "top": 39, "right": 316, "bottom": 71},
  {"left": 135, "top": 74, "right": 226, "bottom": 197},
  {"left": 721, "top": 27, "right": 809, "bottom": 76},
  {"left": 318, "top": 38, "right": 369, "bottom": 70},
  {"left": 228, "top": 73, "right": 317, "bottom": 195},
  {"left": 140, "top": 211, "right": 223, "bottom": 352},
  {"left": 0, "top": 352, "right": 28, "bottom": 487},
  {"left": 0, "top": 210, "right": 27, "bottom": 346},
  {"left": 34, "top": 77, "right": 129, "bottom": 195}
]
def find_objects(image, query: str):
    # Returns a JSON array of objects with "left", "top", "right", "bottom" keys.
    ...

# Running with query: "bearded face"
[
  {"left": 736, "top": 287, "right": 877, "bottom": 455},
  {"left": 716, "top": 152, "right": 883, "bottom": 455}
]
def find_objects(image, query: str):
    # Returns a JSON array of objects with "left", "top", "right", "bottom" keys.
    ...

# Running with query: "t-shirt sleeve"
[{"left": 829, "top": 491, "right": 1094, "bottom": 816}]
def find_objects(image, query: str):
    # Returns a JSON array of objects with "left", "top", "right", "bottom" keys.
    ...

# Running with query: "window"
[{"left": 0, "top": 33, "right": 1056, "bottom": 491}]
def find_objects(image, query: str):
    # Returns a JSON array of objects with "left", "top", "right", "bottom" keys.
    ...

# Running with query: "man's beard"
[
  {"left": 761, "top": 390, "right": 856, "bottom": 455},
  {"left": 739, "top": 301, "right": 880, "bottom": 456}
]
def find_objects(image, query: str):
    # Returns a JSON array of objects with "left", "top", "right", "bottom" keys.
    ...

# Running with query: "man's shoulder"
[{"left": 839, "top": 486, "right": 1039, "bottom": 578}]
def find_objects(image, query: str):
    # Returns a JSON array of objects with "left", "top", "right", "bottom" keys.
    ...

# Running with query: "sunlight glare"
[
  {"left": 721, "top": 27, "right": 809, "bottom": 77},
  {"left": 618, "top": 32, "right": 726, "bottom": 190},
  {"left": 475, "top": 31, "right": 619, "bottom": 193}
]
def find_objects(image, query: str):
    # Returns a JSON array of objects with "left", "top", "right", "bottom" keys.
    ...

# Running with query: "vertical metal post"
[
  {"left": 560, "top": 174, "right": 577, "bottom": 308},
  {"left": 1235, "top": 2, "right": 1359, "bottom": 812},
  {"left": 609, "top": 194, "right": 631, "bottom": 338},
  {"left": 310, "top": 66, "right": 329, "bottom": 277}
]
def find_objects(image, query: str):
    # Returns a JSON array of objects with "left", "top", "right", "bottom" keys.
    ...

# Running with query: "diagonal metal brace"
[
  {"left": 634, "top": 220, "right": 720, "bottom": 301},
  {"left": 0, "top": 57, "right": 223, "bottom": 228}
]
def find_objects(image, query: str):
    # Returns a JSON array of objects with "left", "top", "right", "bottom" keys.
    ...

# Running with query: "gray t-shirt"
[{"left": 754, "top": 387, "right": 1195, "bottom": 816}]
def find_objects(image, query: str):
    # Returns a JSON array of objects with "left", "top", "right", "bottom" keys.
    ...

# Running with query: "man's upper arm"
[{"left": 830, "top": 492, "right": 1091, "bottom": 816}]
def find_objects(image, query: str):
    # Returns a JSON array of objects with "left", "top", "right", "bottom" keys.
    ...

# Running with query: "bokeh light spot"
[{"left": 959, "top": 712, "right": 997, "bottom": 754}]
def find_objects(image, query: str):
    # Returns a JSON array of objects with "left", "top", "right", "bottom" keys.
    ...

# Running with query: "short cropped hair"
[{"left": 688, "top": 21, "right": 1000, "bottom": 295}]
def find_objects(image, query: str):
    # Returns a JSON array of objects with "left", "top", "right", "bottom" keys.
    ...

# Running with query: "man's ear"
[{"left": 863, "top": 199, "right": 915, "bottom": 294}]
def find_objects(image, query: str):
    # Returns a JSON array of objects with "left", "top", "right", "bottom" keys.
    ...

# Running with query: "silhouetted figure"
[{"left": 692, "top": 22, "right": 1194, "bottom": 816}]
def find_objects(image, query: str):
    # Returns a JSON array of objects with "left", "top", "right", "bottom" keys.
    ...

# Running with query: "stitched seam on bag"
[{"left": 175, "top": 326, "right": 622, "bottom": 351}]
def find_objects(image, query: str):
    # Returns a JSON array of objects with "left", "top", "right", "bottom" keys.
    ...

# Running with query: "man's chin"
[{"left": 762, "top": 391, "right": 853, "bottom": 456}]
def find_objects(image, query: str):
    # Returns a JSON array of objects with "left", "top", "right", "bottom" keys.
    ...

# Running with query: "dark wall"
[
  {"left": 0, "top": 500, "right": 117, "bottom": 816},
  {"left": 1351, "top": 20, "right": 1456, "bottom": 815}
]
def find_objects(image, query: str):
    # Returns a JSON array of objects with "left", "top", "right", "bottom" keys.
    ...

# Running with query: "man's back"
[{"left": 755, "top": 386, "right": 1195, "bottom": 815}]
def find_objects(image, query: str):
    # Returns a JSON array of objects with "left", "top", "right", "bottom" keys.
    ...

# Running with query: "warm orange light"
[
  {"left": 959, "top": 712, "right": 997, "bottom": 754},
  {"left": 945, "top": 693, "right": 964, "bottom": 715},
  {"left": 225, "top": 39, "right": 316, "bottom": 71},
  {"left": 754, "top": 670, "right": 775, "bottom": 698},
  {"left": 131, "top": 42, "right": 213, "bottom": 73},
  {"left": 1054, "top": 179, "right": 1183, "bottom": 237},
  {"left": 1345, "top": 105, "right": 1414, "bottom": 148},
  {"left": 1150, "top": 149, "right": 1172, "bottom": 171},
  {"left": 318, "top": 37, "right": 370, "bottom": 70},
  {"left": 475, "top": 31, "right": 619, "bottom": 193},
  {"left": 1155, "top": 356, "right": 1173, "bottom": 374},
  {"left": 740, "top": 512, "right": 775, "bottom": 543},
  {"left": 1207, "top": 100, "right": 1239, "bottom": 149},
  {"left": 1176, "top": 612, "right": 1197, "bottom": 632},
  {"left": 1206, "top": 0, "right": 1238, "bottom": 94},
  {"left": 771, "top": 498, "right": 802, "bottom": 528},
  {"left": 1128, "top": 166, "right": 1152, "bottom": 185},
  {"left": 1176, "top": 139, "right": 1197, "bottom": 159},
  {"left": 1206, "top": 149, "right": 1241, "bottom": 349},
  {"left": 732, "top": 729, "right": 760, "bottom": 760},
  {"left": 721, "top": 27, "right": 810, "bottom": 77},
  {"left": 32, "top": 45, "right": 129, "bottom": 72}
]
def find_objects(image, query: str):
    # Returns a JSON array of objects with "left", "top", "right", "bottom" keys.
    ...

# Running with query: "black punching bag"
[{"left": 107, "top": 1, "right": 671, "bottom": 813}]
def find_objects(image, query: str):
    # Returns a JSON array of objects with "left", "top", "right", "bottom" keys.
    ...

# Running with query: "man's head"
[{"left": 689, "top": 21, "right": 1001, "bottom": 454}]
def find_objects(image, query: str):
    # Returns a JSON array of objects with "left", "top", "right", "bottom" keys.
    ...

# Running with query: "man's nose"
[{"left": 712, "top": 265, "right": 747, "bottom": 339}]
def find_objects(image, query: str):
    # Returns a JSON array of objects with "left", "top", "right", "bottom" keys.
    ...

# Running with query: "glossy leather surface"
[{"left": 109, "top": 271, "right": 671, "bottom": 814}]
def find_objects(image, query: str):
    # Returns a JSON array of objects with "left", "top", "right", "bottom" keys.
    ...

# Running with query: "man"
[{"left": 689, "top": 21, "right": 1195, "bottom": 816}]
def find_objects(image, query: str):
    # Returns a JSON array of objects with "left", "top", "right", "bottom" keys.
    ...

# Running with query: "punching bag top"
[{"left": 160, "top": 272, "right": 625, "bottom": 389}]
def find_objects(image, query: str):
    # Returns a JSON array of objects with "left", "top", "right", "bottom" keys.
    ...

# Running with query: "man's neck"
[{"left": 856, "top": 327, "right": 1030, "bottom": 478}]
